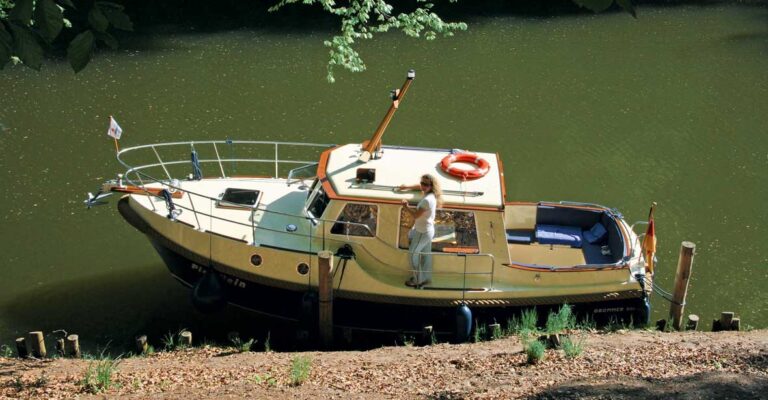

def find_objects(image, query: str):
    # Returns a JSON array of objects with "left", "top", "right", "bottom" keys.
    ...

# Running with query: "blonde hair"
[{"left": 422, "top": 174, "right": 443, "bottom": 208}]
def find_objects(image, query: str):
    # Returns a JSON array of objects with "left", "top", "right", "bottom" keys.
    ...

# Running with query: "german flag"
[{"left": 642, "top": 203, "right": 657, "bottom": 274}]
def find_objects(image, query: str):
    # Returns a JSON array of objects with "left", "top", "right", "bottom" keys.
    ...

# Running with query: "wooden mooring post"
[
  {"left": 135, "top": 335, "right": 148, "bottom": 355},
  {"left": 55, "top": 339, "right": 65, "bottom": 356},
  {"left": 15, "top": 338, "right": 27, "bottom": 358},
  {"left": 712, "top": 312, "right": 740, "bottom": 332},
  {"left": 27, "top": 331, "right": 46, "bottom": 358},
  {"left": 318, "top": 250, "right": 334, "bottom": 348},
  {"left": 670, "top": 241, "right": 695, "bottom": 331},
  {"left": 180, "top": 330, "right": 193, "bottom": 347},
  {"left": 67, "top": 335, "right": 81, "bottom": 358}
]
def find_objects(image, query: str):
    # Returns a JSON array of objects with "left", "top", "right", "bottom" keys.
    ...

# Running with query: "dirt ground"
[{"left": 1, "top": 329, "right": 766, "bottom": 399}]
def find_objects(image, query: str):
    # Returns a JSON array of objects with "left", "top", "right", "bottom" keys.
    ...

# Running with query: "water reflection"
[{"left": 1, "top": 265, "right": 273, "bottom": 353}]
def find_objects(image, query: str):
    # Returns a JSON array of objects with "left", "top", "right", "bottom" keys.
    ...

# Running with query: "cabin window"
[
  {"left": 307, "top": 186, "right": 329, "bottom": 221},
  {"left": 399, "top": 209, "right": 479, "bottom": 253},
  {"left": 331, "top": 204, "right": 377, "bottom": 237}
]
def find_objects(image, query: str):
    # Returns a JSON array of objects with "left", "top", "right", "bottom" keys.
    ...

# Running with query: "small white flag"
[{"left": 107, "top": 116, "right": 123, "bottom": 140}]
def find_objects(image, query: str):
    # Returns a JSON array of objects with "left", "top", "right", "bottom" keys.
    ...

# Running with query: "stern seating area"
[{"left": 506, "top": 205, "right": 624, "bottom": 265}]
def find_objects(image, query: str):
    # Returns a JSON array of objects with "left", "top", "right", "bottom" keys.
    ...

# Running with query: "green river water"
[{"left": 0, "top": 4, "right": 766, "bottom": 350}]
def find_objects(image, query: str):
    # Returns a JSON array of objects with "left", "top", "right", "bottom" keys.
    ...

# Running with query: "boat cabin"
[{"left": 295, "top": 143, "right": 630, "bottom": 285}]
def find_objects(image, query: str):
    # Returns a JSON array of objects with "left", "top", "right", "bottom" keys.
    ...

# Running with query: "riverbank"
[{"left": 2, "top": 329, "right": 765, "bottom": 399}]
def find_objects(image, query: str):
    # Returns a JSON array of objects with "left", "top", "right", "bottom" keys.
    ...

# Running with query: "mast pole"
[{"left": 358, "top": 69, "right": 415, "bottom": 163}]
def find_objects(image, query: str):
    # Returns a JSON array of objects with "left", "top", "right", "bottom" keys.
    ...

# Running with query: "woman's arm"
[
  {"left": 397, "top": 184, "right": 420, "bottom": 191},
  {"left": 401, "top": 199, "right": 428, "bottom": 219}
]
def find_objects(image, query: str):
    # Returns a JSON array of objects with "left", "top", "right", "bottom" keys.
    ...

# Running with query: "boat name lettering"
[{"left": 191, "top": 264, "right": 246, "bottom": 289}]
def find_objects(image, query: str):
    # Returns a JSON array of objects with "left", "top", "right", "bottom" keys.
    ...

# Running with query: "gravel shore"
[{"left": 2, "top": 329, "right": 766, "bottom": 399}]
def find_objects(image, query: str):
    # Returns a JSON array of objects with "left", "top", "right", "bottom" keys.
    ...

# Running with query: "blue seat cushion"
[
  {"left": 535, "top": 224, "right": 582, "bottom": 248},
  {"left": 506, "top": 229, "right": 533, "bottom": 244},
  {"left": 583, "top": 222, "right": 608, "bottom": 244}
]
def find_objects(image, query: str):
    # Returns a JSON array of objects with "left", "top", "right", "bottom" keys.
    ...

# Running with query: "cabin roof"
[{"left": 322, "top": 144, "right": 505, "bottom": 209}]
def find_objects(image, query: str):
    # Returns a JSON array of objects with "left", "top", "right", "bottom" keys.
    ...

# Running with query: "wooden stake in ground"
[
  {"left": 15, "top": 338, "right": 27, "bottom": 358},
  {"left": 180, "top": 331, "right": 193, "bottom": 347},
  {"left": 686, "top": 314, "right": 700, "bottom": 331},
  {"left": 55, "top": 339, "right": 65, "bottom": 356},
  {"left": 318, "top": 250, "right": 334, "bottom": 348},
  {"left": 27, "top": 331, "right": 46, "bottom": 358},
  {"left": 135, "top": 335, "right": 148, "bottom": 355},
  {"left": 66, "top": 335, "right": 81, "bottom": 358},
  {"left": 670, "top": 242, "right": 695, "bottom": 330}
]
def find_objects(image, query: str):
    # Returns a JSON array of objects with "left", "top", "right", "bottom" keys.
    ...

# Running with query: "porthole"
[
  {"left": 250, "top": 254, "right": 263, "bottom": 267},
  {"left": 297, "top": 262, "right": 310, "bottom": 275}
]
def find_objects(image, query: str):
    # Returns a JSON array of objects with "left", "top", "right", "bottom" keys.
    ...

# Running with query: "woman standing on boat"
[{"left": 399, "top": 174, "right": 443, "bottom": 288}]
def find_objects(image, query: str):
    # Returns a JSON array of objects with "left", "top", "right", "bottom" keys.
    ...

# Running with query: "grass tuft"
[
  {"left": 473, "top": 322, "right": 487, "bottom": 343},
  {"left": 228, "top": 334, "right": 255, "bottom": 353},
  {"left": 520, "top": 308, "right": 539, "bottom": 334},
  {"left": 524, "top": 339, "right": 546, "bottom": 364},
  {"left": 290, "top": 355, "right": 312, "bottom": 386},
  {"left": 80, "top": 351, "right": 122, "bottom": 394},
  {"left": 561, "top": 335, "right": 585, "bottom": 358},
  {"left": 546, "top": 304, "right": 576, "bottom": 334}
]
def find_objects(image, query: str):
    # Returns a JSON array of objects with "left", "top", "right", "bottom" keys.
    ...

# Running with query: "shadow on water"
[
  {"left": 0, "top": 265, "right": 297, "bottom": 355},
  {"left": 104, "top": 0, "right": 768, "bottom": 54}
]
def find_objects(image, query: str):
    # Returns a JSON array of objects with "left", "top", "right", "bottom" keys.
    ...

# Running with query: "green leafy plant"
[
  {"left": 0, "top": 344, "right": 13, "bottom": 358},
  {"left": 0, "top": 0, "right": 133, "bottom": 72},
  {"left": 269, "top": 0, "right": 467, "bottom": 82},
  {"left": 251, "top": 373, "right": 277, "bottom": 386},
  {"left": 524, "top": 339, "right": 546, "bottom": 364},
  {"left": 290, "top": 355, "right": 312, "bottom": 386},
  {"left": 561, "top": 335, "right": 585, "bottom": 358},
  {"left": 81, "top": 353, "right": 122, "bottom": 394}
]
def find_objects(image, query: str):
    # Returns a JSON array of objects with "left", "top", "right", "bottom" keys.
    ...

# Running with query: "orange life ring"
[{"left": 440, "top": 153, "right": 490, "bottom": 181}]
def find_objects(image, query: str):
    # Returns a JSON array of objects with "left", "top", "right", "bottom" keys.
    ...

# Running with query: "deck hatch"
[{"left": 219, "top": 188, "right": 261, "bottom": 208}]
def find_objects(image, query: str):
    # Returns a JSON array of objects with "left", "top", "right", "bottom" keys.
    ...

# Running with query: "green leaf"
[
  {"left": 100, "top": 7, "right": 133, "bottom": 31},
  {"left": 57, "top": 0, "right": 76, "bottom": 9},
  {"left": 9, "top": 22, "right": 43, "bottom": 70},
  {"left": 34, "top": 0, "right": 64, "bottom": 42},
  {"left": 88, "top": 6, "right": 109, "bottom": 32},
  {"left": 615, "top": 0, "right": 637, "bottom": 18},
  {"left": 9, "top": 0, "right": 34, "bottom": 24},
  {"left": 67, "top": 30, "right": 94, "bottom": 73},
  {"left": 573, "top": 0, "right": 614, "bottom": 12},
  {"left": 0, "top": 23, "right": 11, "bottom": 69},
  {"left": 94, "top": 30, "right": 117, "bottom": 49},
  {"left": 95, "top": 1, "right": 125, "bottom": 11}
]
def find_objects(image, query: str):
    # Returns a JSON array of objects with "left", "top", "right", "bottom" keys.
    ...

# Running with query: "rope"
[{"left": 646, "top": 277, "right": 686, "bottom": 306}]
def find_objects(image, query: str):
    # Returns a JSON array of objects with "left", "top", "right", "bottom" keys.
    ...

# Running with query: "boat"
[{"left": 90, "top": 70, "right": 655, "bottom": 339}]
